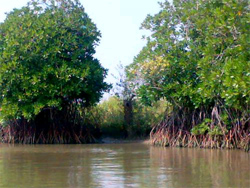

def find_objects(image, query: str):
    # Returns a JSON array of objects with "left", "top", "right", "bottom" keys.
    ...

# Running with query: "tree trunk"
[{"left": 123, "top": 98, "right": 133, "bottom": 137}]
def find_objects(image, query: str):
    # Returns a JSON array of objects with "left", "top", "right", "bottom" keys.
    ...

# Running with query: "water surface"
[{"left": 0, "top": 143, "right": 249, "bottom": 188}]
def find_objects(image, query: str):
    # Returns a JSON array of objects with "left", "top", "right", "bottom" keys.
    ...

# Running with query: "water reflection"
[
  {"left": 149, "top": 147, "right": 250, "bottom": 187},
  {"left": 0, "top": 144, "right": 249, "bottom": 188}
]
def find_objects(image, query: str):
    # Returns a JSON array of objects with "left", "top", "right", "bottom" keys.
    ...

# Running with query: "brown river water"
[{"left": 0, "top": 143, "right": 249, "bottom": 188}]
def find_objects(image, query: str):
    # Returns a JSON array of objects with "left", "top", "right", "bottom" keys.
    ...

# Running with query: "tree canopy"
[
  {"left": 0, "top": 0, "right": 110, "bottom": 120},
  {"left": 127, "top": 0, "right": 249, "bottom": 110},
  {"left": 127, "top": 0, "right": 249, "bottom": 150}
]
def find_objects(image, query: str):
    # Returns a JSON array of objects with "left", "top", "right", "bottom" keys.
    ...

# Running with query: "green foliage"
[
  {"left": 0, "top": 115, "right": 8, "bottom": 128},
  {"left": 127, "top": 0, "right": 250, "bottom": 110},
  {"left": 87, "top": 96, "right": 168, "bottom": 138},
  {"left": 91, "top": 97, "right": 125, "bottom": 127},
  {"left": 191, "top": 118, "right": 225, "bottom": 136},
  {"left": 208, "top": 126, "right": 224, "bottom": 136},
  {"left": 130, "top": 99, "right": 169, "bottom": 137},
  {"left": 126, "top": 0, "right": 249, "bottom": 150},
  {"left": 191, "top": 119, "right": 211, "bottom": 135},
  {"left": 84, "top": 96, "right": 125, "bottom": 138},
  {"left": 0, "top": 0, "right": 110, "bottom": 120}
]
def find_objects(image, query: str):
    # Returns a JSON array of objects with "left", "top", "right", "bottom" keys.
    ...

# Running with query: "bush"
[
  {"left": 0, "top": 0, "right": 110, "bottom": 144},
  {"left": 0, "top": 0, "right": 109, "bottom": 121},
  {"left": 87, "top": 96, "right": 168, "bottom": 138}
]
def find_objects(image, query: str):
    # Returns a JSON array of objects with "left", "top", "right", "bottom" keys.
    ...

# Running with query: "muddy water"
[{"left": 0, "top": 143, "right": 249, "bottom": 188}]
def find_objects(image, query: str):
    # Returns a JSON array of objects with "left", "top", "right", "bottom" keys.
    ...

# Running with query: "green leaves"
[
  {"left": 128, "top": 0, "right": 249, "bottom": 111},
  {"left": 191, "top": 118, "right": 225, "bottom": 136},
  {"left": 0, "top": 0, "right": 110, "bottom": 120},
  {"left": 191, "top": 119, "right": 211, "bottom": 135}
]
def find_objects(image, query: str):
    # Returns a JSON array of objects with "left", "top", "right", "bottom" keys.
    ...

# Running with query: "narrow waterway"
[{"left": 0, "top": 143, "right": 249, "bottom": 188}]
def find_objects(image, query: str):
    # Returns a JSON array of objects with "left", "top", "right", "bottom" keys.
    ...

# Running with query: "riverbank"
[{"left": 101, "top": 137, "right": 150, "bottom": 144}]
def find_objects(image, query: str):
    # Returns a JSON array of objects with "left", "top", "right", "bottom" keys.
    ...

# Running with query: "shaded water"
[{"left": 0, "top": 143, "right": 249, "bottom": 188}]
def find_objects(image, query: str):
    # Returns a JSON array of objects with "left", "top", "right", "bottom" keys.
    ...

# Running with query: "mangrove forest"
[{"left": 0, "top": 0, "right": 249, "bottom": 152}]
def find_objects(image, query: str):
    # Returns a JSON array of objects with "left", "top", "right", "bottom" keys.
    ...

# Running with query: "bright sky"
[{"left": 0, "top": 0, "right": 163, "bottom": 86}]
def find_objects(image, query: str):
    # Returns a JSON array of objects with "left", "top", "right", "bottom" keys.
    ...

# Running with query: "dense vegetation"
[
  {"left": 127, "top": 0, "right": 249, "bottom": 150},
  {"left": 0, "top": 0, "right": 248, "bottom": 151},
  {"left": 0, "top": 0, "right": 109, "bottom": 143},
  {"left": 86, "top": 96, "right": 168, "bottom": 138}
]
